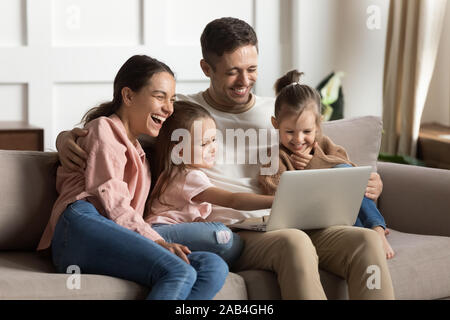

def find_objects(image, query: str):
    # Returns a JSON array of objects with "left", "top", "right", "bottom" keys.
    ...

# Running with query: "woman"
[{"left": 37, "top": 55, "right": 228, "bottom": 300}]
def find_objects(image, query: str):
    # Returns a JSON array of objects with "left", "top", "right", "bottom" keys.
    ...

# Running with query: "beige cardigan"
[{"left": 259, "top": 135, "right": 355, "bottom": 196}]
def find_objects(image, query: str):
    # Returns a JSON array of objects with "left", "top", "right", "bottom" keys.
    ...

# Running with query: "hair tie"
[{"left": 290, "top": 82, "right": 300, "bottom": 86}]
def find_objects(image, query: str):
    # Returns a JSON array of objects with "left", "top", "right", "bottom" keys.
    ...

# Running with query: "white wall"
[
  {"left": 293, "top": 0, "right": 389, "bottom": 119},
  {"left": 1, "top": 0, "right": 283, "bottom": 151},
  {"left": 293, "top": 0, "right": 339, "bottom": 89},
  {"left": 292, "top": 0, "right": 449, "bottom": 125},
  {"left": 6, "top": 0, "right": 445, "bottom": 153}
]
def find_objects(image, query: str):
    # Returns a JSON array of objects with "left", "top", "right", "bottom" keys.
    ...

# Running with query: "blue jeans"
[
  {"left": 51, "top": 200, "right": 228, "bottom": 300},
  {"left": 152, "top": 222, "right": 244, "bottom": 267},
  {"left": 334, "top": 164, "right": 387, "bottom": 230}
]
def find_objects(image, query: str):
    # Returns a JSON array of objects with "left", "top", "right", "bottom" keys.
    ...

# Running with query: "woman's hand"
[
  {"left": 365, "top": 172, "right": 383, "bottom": 201},
  {"left": 290, "top": 143, "right": 316, "bottom": 170},
  {"left": 155, "top": 239, "right": 191, "bottom": 264},
  {"left": 56, "top": 128, "right": 89, "bottom": 172}
]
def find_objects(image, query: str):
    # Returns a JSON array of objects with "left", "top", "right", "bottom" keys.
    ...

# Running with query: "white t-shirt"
[{"left": 178, "top": 91, "right": 277, "bottom": 225}]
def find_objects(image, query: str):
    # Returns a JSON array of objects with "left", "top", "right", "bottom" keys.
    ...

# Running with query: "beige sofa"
[{"left": 1, "top": 116, "right": 449, "bottom": 299}]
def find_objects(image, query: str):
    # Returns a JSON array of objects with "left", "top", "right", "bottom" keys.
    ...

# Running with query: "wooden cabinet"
[
  {"left": 417, "top": 123, "right": 450, "bottom": 170},
  {"left": 0, "top": 122, "right": 44, "bottom": 151}
]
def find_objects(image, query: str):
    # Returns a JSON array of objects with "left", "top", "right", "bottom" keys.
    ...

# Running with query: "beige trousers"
[{"left": 233, "top": 226, "right": 395, "bottom": 300}]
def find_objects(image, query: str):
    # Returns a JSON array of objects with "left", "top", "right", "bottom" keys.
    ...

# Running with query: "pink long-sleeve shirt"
[
  {"left": 37, "top": 114, "right": 163, "bottom": 251},
  {"left": 146, "top": 168, "right": 214, "bottom": 225}
]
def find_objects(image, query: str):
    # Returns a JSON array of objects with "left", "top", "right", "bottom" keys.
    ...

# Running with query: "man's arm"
[{"left": 56, "top": 128, "right": 89, "bottom": 172}]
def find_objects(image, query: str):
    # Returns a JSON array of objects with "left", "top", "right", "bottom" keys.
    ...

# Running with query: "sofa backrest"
[
  {"left": 322, "top": 116, "right": 382, "bottom": 170},
  {"left": 0, "top": 150, "right": 58, "bottom": 251},
  {"left": 0, "top": 116, "right": 382, "bottom": 251}
]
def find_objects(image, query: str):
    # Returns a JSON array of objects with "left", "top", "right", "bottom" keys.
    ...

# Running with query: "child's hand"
[
  {"left": 290, "top": 143, "right": 316, "bottom": 170},
  {"left": 365, "top": 172, "right": 383, "bottom": 200},
  {"left": 155, "top": 239, "right": 191, "bottom": 264}
]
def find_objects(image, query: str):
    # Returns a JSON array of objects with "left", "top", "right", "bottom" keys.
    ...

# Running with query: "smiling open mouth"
[
  {"left": 231, "top": 87, "right": 248, "bottom": 95},
  {"left": 151, "top": 114, "right": 165, "bottom": 125},
  {"left": 290, "top": 143, "right": 308, "bottom": 150}
]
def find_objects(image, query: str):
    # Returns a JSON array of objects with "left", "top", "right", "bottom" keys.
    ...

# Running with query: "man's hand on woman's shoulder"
[{"left": 56, "top": 128, "right": 89, "bottom": 172}]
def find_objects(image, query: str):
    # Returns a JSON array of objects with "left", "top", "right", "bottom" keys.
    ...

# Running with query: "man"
[{"left": 56, "top": 17, "right": 394, "bottom": 299}]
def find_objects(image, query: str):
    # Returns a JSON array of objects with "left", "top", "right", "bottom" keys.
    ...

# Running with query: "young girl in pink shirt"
[
  {"left": 38, "top": 55, "right": 229, "bottom": 300},
  {"left": 146, "top": 101, "right": 274, "bottom": 266}
]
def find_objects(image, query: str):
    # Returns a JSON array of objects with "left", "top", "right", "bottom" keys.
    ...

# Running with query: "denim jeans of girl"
[
  {"left": 51, "top": 200, "right": 228, "bottom": 300},
  {"left": 334, "top": 163, "right": 387, "bottom": 229},
  {"left": 152, "top": 222, "right": 244, "bottom": 267}
]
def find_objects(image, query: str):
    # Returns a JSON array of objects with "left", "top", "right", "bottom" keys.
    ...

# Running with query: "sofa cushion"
[
  {"left": 237, "top": 270, "right": 282, "bottom": 299},
  {"left": 212, "top": 272, "right": 248, "bottom": 300},
  {"left": 238, "top": 228, "right": 450, "bottom": 300},
  {"left": 0, "top": 150, "right": 59, "bottom": 250},
  {"left": 0, "top": 252, "right": 247, "bottom": 299},
  {"left": 320, "top": 229, "right": 450, "bottom": 300},
  {"left": 386, "top": 229, "right": 450, "bottom": 300},
  {"left": 322, "top": 116, "right": 382, "bottom": 170},
  {"left": 0, "top": 252, "right": 147, "bottom": 299}
]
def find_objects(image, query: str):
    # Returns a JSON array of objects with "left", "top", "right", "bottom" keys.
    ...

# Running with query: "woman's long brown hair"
[{"left": 80, "top": 55, "right": 174, "bottom": 126}]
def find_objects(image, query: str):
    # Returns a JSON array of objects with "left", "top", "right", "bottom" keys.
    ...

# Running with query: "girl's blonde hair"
[
  {"left": 147, "top": 101, "right": 215, "bottom": 213},
  {"left": 274, "top": 70, "right": 323, "bottom": 136}
]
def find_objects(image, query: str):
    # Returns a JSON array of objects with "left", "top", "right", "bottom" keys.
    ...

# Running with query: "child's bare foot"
[{"left": 373, "top": 226, "right": 395, "bottom": 259}]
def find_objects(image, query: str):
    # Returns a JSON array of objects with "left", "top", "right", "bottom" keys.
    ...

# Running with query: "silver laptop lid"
[{"left": 266, "top": 166, "right": 372, "bottom": 232}]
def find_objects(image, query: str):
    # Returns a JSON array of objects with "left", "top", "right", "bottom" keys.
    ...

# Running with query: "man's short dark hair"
[{"left": 200, "top": 17, "right": 258, "bottom": 68}]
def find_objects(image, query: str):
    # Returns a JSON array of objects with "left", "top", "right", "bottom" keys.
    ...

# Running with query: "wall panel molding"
[
  {"left": 0, "top": 83, "right": 28, "bottom": 121},
  {"left": 1, "top": 0, "right": 272, "bottom": 150},
  {"left": 0, "top": 0, "right": 27, "bottom": 46},
  {"left": 52, "top": 0, "right": 143, "bottom": 46}
]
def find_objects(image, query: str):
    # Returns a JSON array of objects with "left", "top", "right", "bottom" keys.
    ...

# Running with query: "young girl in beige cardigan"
[{"left": 259, "top": 70, "right": 394, "bottom": 259}]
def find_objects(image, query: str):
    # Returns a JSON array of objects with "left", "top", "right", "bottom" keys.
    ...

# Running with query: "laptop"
[{"left": 230, "top": 166, "right": 372, "bottom": 232}]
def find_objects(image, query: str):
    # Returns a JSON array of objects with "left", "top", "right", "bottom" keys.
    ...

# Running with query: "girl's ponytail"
[
  {"left": 273, "top": 69, "right": 321, "bottom": 121},
  {"left": 274, "top": 70, "right": 304, "bottom": 96}
]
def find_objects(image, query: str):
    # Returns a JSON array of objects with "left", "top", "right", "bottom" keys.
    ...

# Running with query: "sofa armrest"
[{"left": 377, "top": 161, "right": 450, "bottom": 237}]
